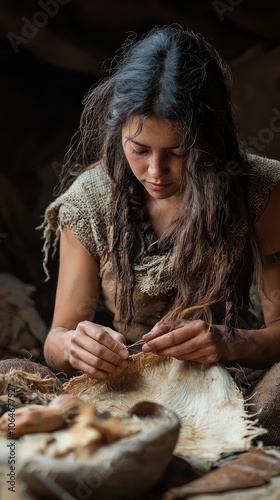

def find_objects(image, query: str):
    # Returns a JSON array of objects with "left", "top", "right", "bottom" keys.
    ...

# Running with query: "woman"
[{"left": 42, "top": 25, "right": 280, "bottom": 381}]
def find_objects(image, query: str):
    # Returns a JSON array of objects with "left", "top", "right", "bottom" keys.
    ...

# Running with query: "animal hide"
[{"left": 62, "top": 352, "right": 265, "bottom": 471}]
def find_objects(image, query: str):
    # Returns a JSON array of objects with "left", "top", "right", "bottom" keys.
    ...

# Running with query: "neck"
[{"left": 145, "top": 197, "right": 180, "bottom": 238}]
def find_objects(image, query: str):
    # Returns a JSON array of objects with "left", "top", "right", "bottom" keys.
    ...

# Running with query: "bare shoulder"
[
  {"left": 52, "top": 228, "right": 100, "bottom": 329},
  {"left": 59, "top": 228, "right": 99, "bottom": 276},
  {"left": 254, "top": 181, "right": 280, "bottom": 255}
]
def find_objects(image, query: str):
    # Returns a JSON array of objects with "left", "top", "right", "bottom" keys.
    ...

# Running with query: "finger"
[
  {"left": 69, "top": 356, "right": 110, "bottom": 379},
  {"left": 76, "top": 321, "right": 129, "bottom": 359},
  {"left": 142, "top": 322, "right": 172, "bottom": 342},
  {"left": 71, "top": 333, "right": 128, "bottom": 367},
  {"left": 155, "top": 344, "right": 219, "bottom": 364},
  {"left": 143, "top": 340, "right": 196, "bottom": 358},
  {"left": 142, "top": 327, "right": 185, "bottom": 352},
  {"left": 174, "top": 349, "right": 219, "bottom": 363},
  {"left": 144, "top": 319, "right": 195, "bottom": 342},
  {"left": 69, "top": 345, "right": 128, "bottom": 376},
  {"left": 143, "top": 333, "right": 212, "bottom": 356},
  {"left": 142, "top": 321, "right": 210, "bottom": 352},
  {"left": 105, "top": 327, "right": 127, "bottom": 346}
]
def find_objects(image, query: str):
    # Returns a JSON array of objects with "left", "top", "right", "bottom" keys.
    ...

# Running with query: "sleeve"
[
  {"left": 263, "top": 251, "right": 280, "bottom": 266},
  {"left": 248, "top": 154, "right": 280, "bottom": 220},
  {"left": 40, "top": 167, "right": 111, "bottom": 279}
]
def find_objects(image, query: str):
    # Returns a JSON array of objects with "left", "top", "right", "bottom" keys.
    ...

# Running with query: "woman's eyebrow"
[{"left": 127, "top": 137, "right": 181, "bottom": 149}]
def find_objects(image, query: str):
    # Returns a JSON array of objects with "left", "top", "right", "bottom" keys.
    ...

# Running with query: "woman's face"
[{"left": 122, "top": 116, "right": 188, "bottom": 202}]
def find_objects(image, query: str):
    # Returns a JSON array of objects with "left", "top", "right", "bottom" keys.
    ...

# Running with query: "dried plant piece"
[
  {"left": 0, "top": 394, "right": 22, "bottom": 408},
  {"left": 0, "top": 405, "right": 65, "bottom": 437},
  {"left": 0, "top": 369, "right": 61, "bottom": 406}
]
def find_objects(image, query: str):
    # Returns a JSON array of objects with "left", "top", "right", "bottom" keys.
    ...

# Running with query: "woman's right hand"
[{"left": 66, "top": 321, "right": 129, "bottom": 378}]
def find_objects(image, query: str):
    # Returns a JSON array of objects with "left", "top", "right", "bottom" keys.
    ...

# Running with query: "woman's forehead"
[{"left": 123, "top": 116, "right": 183, "bottom": 139}]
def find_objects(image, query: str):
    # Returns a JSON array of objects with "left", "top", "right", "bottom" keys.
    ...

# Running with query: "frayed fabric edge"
[{"left": 36, "top": 219, "right": 60, "bottom": 282}]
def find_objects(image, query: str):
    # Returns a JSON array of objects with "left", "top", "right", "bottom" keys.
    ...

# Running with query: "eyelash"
[
  {"left": 131, "top": 147, "right": 185, "bottom": 159},
  {"left": 131, "top": 148, "right": 146, "bottom": 156}
]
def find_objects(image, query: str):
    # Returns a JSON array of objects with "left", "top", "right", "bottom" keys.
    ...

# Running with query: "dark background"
[{"left": 0, "top": 0, "right": 280, "bottom": 330}]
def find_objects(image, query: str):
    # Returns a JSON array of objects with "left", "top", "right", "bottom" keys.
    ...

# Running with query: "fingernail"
[
  {"left": 142, "top": 344, "right": 151, "bottom": 352},
  {"left": 142, "top": 331, "right": 152, "bottom": 338},
  {"left": 120, "top": 349, "right": 129, "bottom": 359}
]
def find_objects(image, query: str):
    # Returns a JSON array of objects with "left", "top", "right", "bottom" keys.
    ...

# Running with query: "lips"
[{"left": 146, "top": 181, "right": 172, "bottom": 190}]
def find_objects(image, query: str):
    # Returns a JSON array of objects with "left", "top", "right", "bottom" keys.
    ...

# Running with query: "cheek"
[
  {"left": 175, "top": 162, "right": 184, "bottom": 182},
  {"left": 125, "top": 153, "right": 146, "bottom": 178},
  {"left": 177, "top": 166, "right": 183, "bottom": 182}
]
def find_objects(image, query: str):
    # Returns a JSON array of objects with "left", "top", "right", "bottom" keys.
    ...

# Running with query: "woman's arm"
[
  {"left": 142, "top": 182, "right": 280, "bottom": 369},
  {"left": 141, "top": 279, "right": 280, "bottom": 369},
  {"left": 228, "top": 180, "right": 280, "bottom": 367},
  {"left": 44, "top": 228, "right": 129, "bottom": 377}
]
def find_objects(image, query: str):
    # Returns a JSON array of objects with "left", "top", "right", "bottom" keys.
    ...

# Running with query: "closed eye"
[
  {"left": 169, "top": 151, "right": 187, "bottom": 158},
  {"left": 130, "top": 147, "right": 186, "bottom": 158},
  {"left": 130, "top": 146, "right": 148, "bottom": 156}
]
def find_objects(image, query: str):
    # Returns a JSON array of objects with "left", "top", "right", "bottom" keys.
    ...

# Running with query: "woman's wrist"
[
  {"left": 218, "top": 328, "right": 247, "bottom": 364},
  {"left": 44, "top": 326, "right": 76, "bottom": 374},
  {"left": 218, "top": 324, "right": 279, "bottom": 369}
]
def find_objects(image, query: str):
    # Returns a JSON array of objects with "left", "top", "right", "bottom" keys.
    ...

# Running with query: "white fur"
[{"left": 62, "top": 355, "right": 265, "bottom": 471}]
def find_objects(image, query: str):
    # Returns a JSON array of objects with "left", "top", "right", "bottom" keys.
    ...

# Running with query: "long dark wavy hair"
[{"left": 58, "top": 25, "right": 263, "bottom": 341}]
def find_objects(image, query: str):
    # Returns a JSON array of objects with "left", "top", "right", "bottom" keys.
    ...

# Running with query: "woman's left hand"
[{"left": 141, "top": 320, "right": 225, "bottom": 364}]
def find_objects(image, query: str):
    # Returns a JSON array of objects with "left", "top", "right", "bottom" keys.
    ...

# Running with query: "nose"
[{"left": 147, "top": 154, "right": 168, "bottom": 179}]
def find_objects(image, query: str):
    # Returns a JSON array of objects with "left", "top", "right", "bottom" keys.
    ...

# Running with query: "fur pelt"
[{"left": 61, "top": 352, "right": 265, "bottom": 470}]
